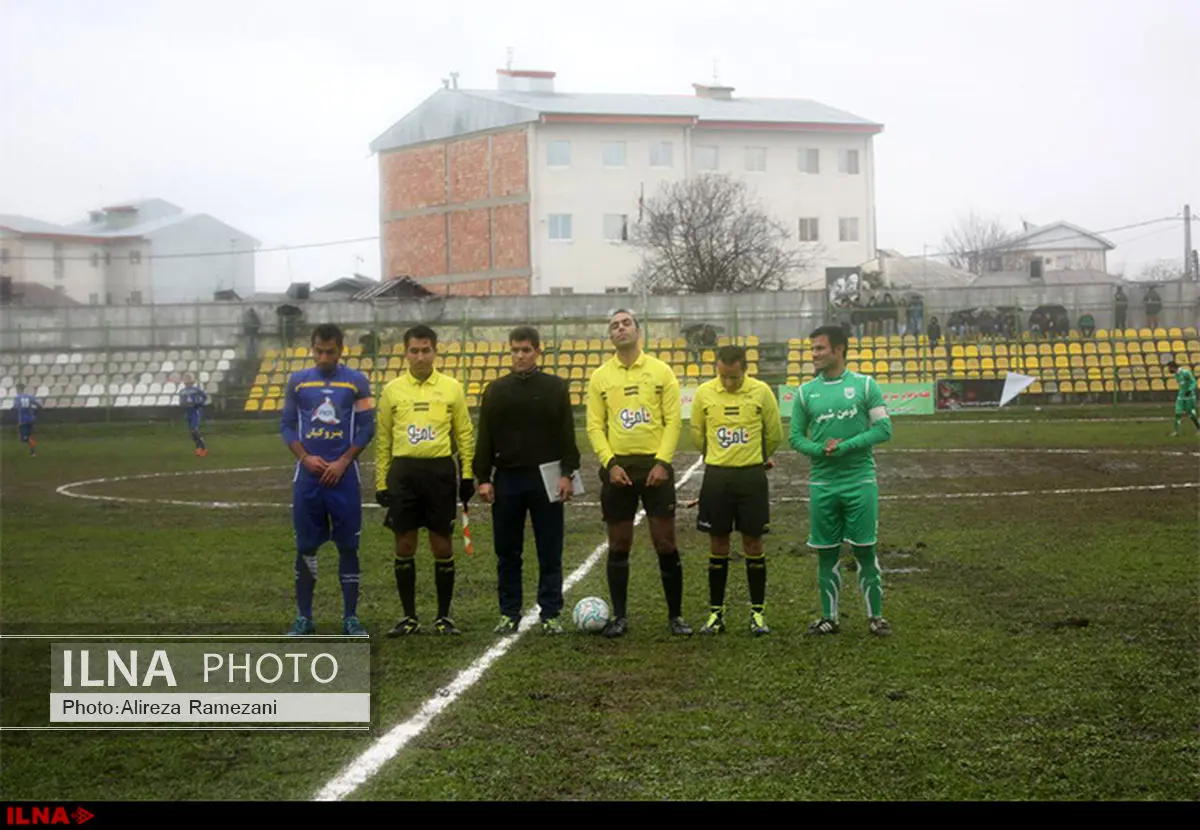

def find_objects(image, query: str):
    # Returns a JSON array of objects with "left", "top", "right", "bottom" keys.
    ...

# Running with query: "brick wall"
[{"left": 379, "top": 128, "right": 530, "bottom": 296}]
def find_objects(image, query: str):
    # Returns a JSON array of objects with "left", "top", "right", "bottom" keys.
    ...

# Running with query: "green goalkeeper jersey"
[
  {"left": 1176, "top": 368, "right": 1196, "bottom": 398},
  {"left": 789, "top": 369, "right": 893, "bottom": 486}
]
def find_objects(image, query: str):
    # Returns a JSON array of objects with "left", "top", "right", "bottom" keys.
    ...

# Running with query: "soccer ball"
[{"left": 572, "top": 596, "right": 610, "bottom": 633}]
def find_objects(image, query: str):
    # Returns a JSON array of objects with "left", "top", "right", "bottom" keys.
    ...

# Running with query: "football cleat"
[
  {"left": 806, "top": 617, "right": 840, "bottom": 636},
  {"left": 540, "top": 617, "right": 565, "bottom": 636},
  {"left": 602, "top": 616, "right": 628, "bottom": 639},
  {"left": 749, "top": 611, "right": 771, "bottom": 637},
  {"left": 668, "top": 616, "right": 693, "bottom": 636},
  {"left": 493, "top": 616, "right": 519, "bottom": 635},
  {"left": 868, "top": 616, "right": 893, "bottom": 637},
  {"left": 432, "top": 616, "right": 462, "bottom": 636},
  {"left": 386, "top": 616, "right": 422, "bottom": 638},
  {"left": 286, "top": 616, "right": 316, "bottom": 637},
  {"left": 341, "top": 616, "right": 367, "bottom": 636},
  {"left": 698, "top": 610, "right": 726, "bottom": 635}
]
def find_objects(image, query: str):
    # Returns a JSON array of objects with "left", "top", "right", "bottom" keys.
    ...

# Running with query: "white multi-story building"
[
  {"left": 370, "top": 70, "right": 883, "bottom": 295},
  {"left": 0, "top": 199, "right": 257, "bottom": 306}
]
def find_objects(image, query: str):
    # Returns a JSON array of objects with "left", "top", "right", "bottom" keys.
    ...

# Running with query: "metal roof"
[{"left": 371, "top": 87, "right": 881, "bottom": 153}]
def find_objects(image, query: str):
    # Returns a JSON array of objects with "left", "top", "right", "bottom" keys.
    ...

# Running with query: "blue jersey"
[
  {"left": 13, "top": 394, "right": 41, "bottom": 425},
  {"left": 179, "top": 385, "right": 208, "bottom": 411},
  {"left": 281, "top": 365, "right": 373, "bottom": 464}
]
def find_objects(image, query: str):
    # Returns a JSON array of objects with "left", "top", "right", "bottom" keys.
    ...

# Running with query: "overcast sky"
[{"left": 2, "top": 0, "right": 1196, "bottom": 292}]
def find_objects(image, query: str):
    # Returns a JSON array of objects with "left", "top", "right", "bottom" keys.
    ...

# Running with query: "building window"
[
  {"left": 694, "top": 145, "right": 719, "bottom": 171},
  {"left": 602, "top": 141, "right": 627, "bottom": 168},
  {"left": 129, "top": 250, "right": 142, "bottom": 264},
  {"left": 105, "top": 292, "right": 113, "bottom": 305},
  {"left": 54, "top": 285, "right": 65, "bottom": 294},
  {"left": 89, "top": 293, "right": 99, "bottom": 305},
  {"left": 53, "top": 243, "right": 64, "bottom": 280},
  {"left": 547, "top": 140, "right": 571, "bottom": 167},
  {"left": 90, "top": 252, "right": 100, "bottom": 268},
  {"left": 650, "top": 141, "right": 674, "bottom": 168},
  {"left": 103, "top": 251, "right": 111, "bottom": 266},
  {"left": 838, "top": 217, "right": 860, "bottom": 242},
  {"left": 798, "top": 148, "right": 820, "bottom": 174},
  {"left": 745, "top": 147, "right": 767, "bottom": 172},
  {"left": 549, "top": 286, "right": 574, "bottom": 295},
  {"left": 130, "top": 290, "right": 143, "bottom": 305},
  {"left": 605, "top": 286, "right": 630, "bottom": 294},
  {"left": 798, "top": 218, "right": 820, "bottom": 242},
  {"left": 548, "top": 214, "right": 573, "bottom": 241},
  {"left": 0, "top": 248, "right": 8, "bottom": 264},
  {"left": 603, "top": 214, "right": 629, "bottom": 242},
  {"left": 838, "top": 149, "right": 860, "bottom": 175}
]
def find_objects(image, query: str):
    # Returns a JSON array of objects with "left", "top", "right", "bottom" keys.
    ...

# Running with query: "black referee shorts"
[
  {"left": 599, "top": 454, "right": 676, "bottom": 524},
  {"left": 383, "top": 457, "right": 458, "bottom": 537},
  {"left": 696, "top": 464, "right": 770, "bottom": 537}
]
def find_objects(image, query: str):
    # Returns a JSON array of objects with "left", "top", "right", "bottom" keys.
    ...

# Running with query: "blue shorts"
[
  {"left": 292, "top": 464, "right": 362, "bottom": 552},
  {"left": 18, "top": 423, "right": 33, "bottom": 442}
]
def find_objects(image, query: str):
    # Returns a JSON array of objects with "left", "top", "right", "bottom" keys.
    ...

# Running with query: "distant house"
[
  {"left": 982, "top": 221, "right": 1114, "bottom": 275},
  {"left": 861, "top": 249, "right": 976, "bottom": 289},
  {"left": 0, "top": 199, "right": 257, "bottom": 305}
]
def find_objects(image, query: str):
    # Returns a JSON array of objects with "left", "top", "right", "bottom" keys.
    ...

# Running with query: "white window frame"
[
  {"left": 602, "top": 141, "right": 627, "bottom": 168},
  {"left": 649, "top": 141, "right": 674, "bottom": 168},
  {"left": 546, "top": 140, "right": 571, "bottom": 167},
  {"left": 548, "top": 214, "right": 573, "bottom": 242},
  {"left": 798, "top": 218, "right": 820, "bottom": 242},
  {"left": 798, "top": 148, "right": 820, "bottom": 174},
  {"left": 838, "top": 217, "right": 860, "bottom": 242},
  {"left": 694, "top": 145, "right": 719, "bottom": 171},
  {"left": 603, "top": 214, "right": 629, "bottom": 243},
  {"left": 838, "top": 149, "right": 860, "bottom": 175},
  {"left": 605, "top": 286, "right": 631, "bottom": 294},
  {"left": 549, "top": 286, "right": 574, "bottom": 296},
  {"left": 745, "top": 147, "right": 767, "bottom": 172}
]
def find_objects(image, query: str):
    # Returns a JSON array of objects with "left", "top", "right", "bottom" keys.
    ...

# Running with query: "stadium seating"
[{"left": 0, "top": 347, "right": 236, "bottom": 412}]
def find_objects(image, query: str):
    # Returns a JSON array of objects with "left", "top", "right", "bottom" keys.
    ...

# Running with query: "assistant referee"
[
  {"left": 475, "top": 325, "right": 581, "bottom": 636},
  {"left": 690, "top": 345, "right": 782, "bottom": 636}
]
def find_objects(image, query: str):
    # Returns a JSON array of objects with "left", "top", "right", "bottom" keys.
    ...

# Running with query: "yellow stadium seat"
[
  {"left": 786, "top": 376, "right": 800, "bottom": 386},
  {"left": 486, "top": 355, "right": 500, "bottom": 368},
  {"left": 483, "top": 368, "right": 498, "bottom": 381},
  {"left": 261, "top": 399, "right": 278, "bottom": 412},
  {"left": 1137, "top": 328, "right": 1152, "bottom": 339},
  {"left": 1029, "top": 382, "right": 1043, "bottom": 394},
  {"left": 569, "top": 367, "right": 583, "bottom": 380},
  {"left": 1085, "top": 356, "right": 1100, "bottom": 368},
  {"left": 981, "top": 358, "right": 995, "bottom": 371},
  {"left": 1053, "top": 343, "right": 1067, "bottom": 355},
  {"left": 996, "top": 358, "right": 1010, "bottom": 371},
  {"left": 1069, "top": 356, "right": 1084, "bottom": 369},
  {"left": 249, "top": 385, "right": 264, "bottom": 398},
  {"left": 469, "top": 368, "right": 483, "bottom": 381},
  {"left": 1152, "top": 328, "right": 1167, "bottom": 339},
  {"left": 951, "top": 345, "right": 965, "bottom": 358},
  {"left": 1060, "top": 381, "right": 1074, "bottom": 393},
  {"left": 951, "top": 359, "right": 966, "bottom": 373},
  {"left": 243, "top": 399, "right": 259, "bottom": 412},
  {"left": 934, "top": 359, "right": 948, "bottom": 373},
  {"left": 1068, "top": 343, "right": 1082, "bottom": 355}
]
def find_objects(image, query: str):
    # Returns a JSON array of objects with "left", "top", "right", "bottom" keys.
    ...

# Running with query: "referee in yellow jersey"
[
  {"left": 586, "top": 309, "right": 690, "bottom": 637},
  {"left": 376, "top": 324, "right": 475, "bottom": 636},
  {"left": 690, "top": 345, "right": 782, "bottom": 636}
]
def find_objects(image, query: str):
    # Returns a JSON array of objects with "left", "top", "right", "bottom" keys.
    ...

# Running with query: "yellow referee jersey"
[
  {"left": 586, "top": 352, "right": 681, "bottom": 467},
  {"left": 376, "top": 369, "right": 475, "bottom": 491},
  {"left": 690, "top": 375, "right": 782, "bottom": 467}
]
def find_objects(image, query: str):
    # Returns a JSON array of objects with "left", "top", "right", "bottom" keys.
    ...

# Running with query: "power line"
[{"left": 913, "top": 215, "right": 1184, "bottom": 262}]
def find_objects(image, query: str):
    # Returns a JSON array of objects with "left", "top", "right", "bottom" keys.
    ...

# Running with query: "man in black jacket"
[{"left": 475, "top": 325, "right": 581, "bottom": 635}]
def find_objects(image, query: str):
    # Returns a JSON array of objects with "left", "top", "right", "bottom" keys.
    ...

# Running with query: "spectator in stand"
[
  {"left": 1078, "top": 313, "right": 1096, "bottom": 339},
  {"left": 1144, "top": 286, "right": 1163, "bottom": 330},
  {"left": 927, "top": 316, "right": 942, "bottom": 350},
  {"left": 907, "top": 294, "right": 924, "bottom": 337},
  {"left": 1113, "top": 286, "right": 1129, "bottom": 331}
]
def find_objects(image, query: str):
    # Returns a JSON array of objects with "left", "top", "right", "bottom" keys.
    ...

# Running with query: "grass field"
[{"left": 1, "top": 405, "right": 1197, "bottom": 801}]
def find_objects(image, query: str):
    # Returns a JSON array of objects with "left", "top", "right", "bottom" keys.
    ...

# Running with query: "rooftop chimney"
[
  {"left": 692, "top": 82, "right": 735, "bottom": 101},
  {"left": 496, "top": 69, "right": 556, "bottom": 93}
]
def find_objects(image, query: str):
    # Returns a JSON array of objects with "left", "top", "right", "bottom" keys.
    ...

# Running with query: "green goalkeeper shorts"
[
  {"left": 1175, "top": 394, "right": 1196, "bottom": 415},
  {"left": 807, "top": 482, "right": 879, "bottom": 549}
]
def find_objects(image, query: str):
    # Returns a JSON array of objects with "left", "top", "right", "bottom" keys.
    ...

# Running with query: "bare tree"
[
  {"left": 1137, "top": 259, "right": 1185, "bottom": 282},
  {"left": 940, "top": 210, "right": 1013, "bottom": 275},
  {"left": 632, "top": 174, "right": 822, "bottom": 294}
]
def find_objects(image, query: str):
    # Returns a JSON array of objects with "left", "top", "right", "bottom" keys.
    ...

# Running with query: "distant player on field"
[
  {"left": 280, "top": 324, "right": 375, "bottom": 637},
  {"left": 376, "top": 324, "right": 475, "bottom": 637},
  {"left": 690, "top": 346, "right": 782, "bottom": 636},
  {"left": 789, "top": 325, "right": 894, "bottom": 637},
  {"left": 586, "top": 309, "right": 691, "bottom": 638},
  {"left": 13, "top": 384, "right": 42, "bottom": 457},
  {"left": 179, "top": 374, "right": 209, "bottom": 457},
  {"left": 1166, "top": 361, "right": 1199, "bottom": 437}
]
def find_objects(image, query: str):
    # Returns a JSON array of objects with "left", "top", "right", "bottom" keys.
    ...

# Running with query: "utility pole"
[{"left": 1184, "top": 204, "right": 1193, "bottom": 280}]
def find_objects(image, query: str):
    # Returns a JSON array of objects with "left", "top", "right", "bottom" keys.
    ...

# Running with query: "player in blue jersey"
[
  {"left": 178, "top": 374, "right": 209, "bottom": 457},
  {"left": 280, "top": 324, "right": 376, "bottom": 636},
  {"left": 12, "top": 384, "right": 42, "bottom": 457}
]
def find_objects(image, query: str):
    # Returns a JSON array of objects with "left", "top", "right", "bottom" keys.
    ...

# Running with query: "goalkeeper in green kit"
[
  {"left": 789, "top": 326, "right": 893, "bottom": 636},
  {"left": 1167, "top": 361, "right": 1200, "bottom": 437}
]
